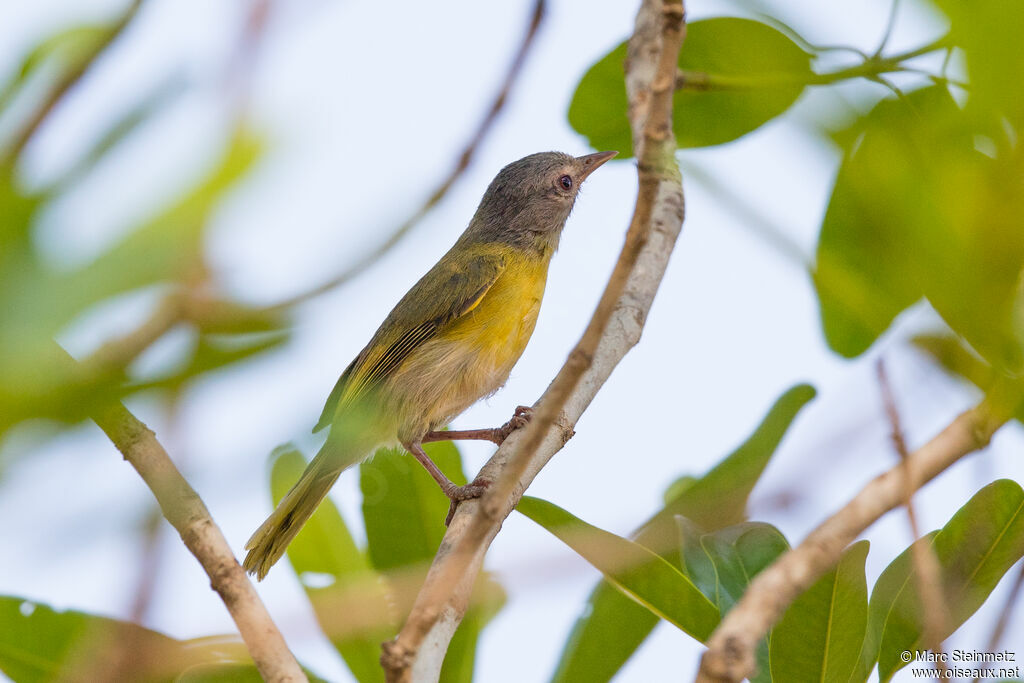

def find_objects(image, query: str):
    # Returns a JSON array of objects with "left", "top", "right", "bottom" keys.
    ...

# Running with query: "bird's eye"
[{"left": 559, "top": 175, "right": 573, "bottom": 190}]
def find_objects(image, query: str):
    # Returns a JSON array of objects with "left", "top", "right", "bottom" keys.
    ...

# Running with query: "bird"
[{"left": 243, "top": 150, "right": 617, "bottom": 579}]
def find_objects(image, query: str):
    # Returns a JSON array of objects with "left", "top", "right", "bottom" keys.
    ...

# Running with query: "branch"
[
  {"left": 269, "top": 0, "right": 547, "bottom": 311},
  {"left": 91, "top": 400, "right": 306, "bottom": 682},
  {"left": 380, "top": 1, "right": 688, "bottom": 680},
  {"left": 696, "top": 384, "right": 1023, "bottom": 683}
]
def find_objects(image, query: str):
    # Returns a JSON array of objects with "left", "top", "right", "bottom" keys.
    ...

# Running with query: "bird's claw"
[
  {"left": 495, "top": 405, "right": 534, "bottom": 444},
  {"left": 445, "top": 478, "right": 491, "bottom": 525}
]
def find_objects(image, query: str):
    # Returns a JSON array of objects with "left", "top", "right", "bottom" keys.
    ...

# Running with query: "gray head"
[{"left": 464, "top": 150, "right": 617, "bottom": 252}]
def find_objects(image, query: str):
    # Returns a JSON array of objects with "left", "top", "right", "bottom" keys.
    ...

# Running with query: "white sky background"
[{"left": 2, "top": 0, "right": 1023, "bottom": 681}]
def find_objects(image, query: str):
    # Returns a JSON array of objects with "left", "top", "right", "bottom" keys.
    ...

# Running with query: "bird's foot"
[
  {"left": 444, "top": 477, "right": 491, "bottom": 526},
  {"left": 495, "top": 405, "right": 534, "bottom": 444}
]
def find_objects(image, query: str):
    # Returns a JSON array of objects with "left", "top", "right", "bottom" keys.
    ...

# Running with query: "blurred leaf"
[
  {"left": 175, "top": 661, "right": 328, "bottom": 683},
  {"left": 814, "top": 85, "right": 1024, "bottom": 368},
  {"left": 550, "top": 384, "right": 813, "bottom": 682},
  {"left": 569, "top": 18, "right": 812, "bottom": 156},
  {"left": 686, "top": 522, "right": 790, "bottom": 683},
  {"left": 132, "top": 330, "right": 290, "bottom": 394},
  {"left": 271, "top": 448, "right": 389, "bottom": 683},
  {"left": 0, "top": 596, "right": 277, "bottom": 682},
  {"left": 517, "top": 496, "right": 720, "bottom": 643},
  {"left": 175, "top": 664, "right": 264, "bottom": 683},
  {"left": 359, "top": 440, "right": 501, "bottom": 682},
  {"left": 0, "top": 162, "right": 40, "bottom": 247},
  {"left": 0, "top": 595, "right": 178, "bottom": 682},
  {"left": 57, "top": 130, "right": 263, "bottom": 318},
  {"left": 913, "top": 333, "right": 1024, "bottom": 424},
  {"left": 360, "top": 440, "right": 466, "bottom": 572},
  {"left": 190, "top": 299, "right": 288, "bottom": 336},
  {"left": 932, "top": 0, "right": 1024, "bottom": 128},
  {"left": 0, "top": 24, "right": 113, "bottom": 112},
  {"left": 770, "top": 541, "right": 869, "bottom": 683},
  {"left": 0, "top": 597, "right": 325, "bottom": 682},
  {"left": 864, "top": 480, "right": 1024, "bottom": 681},
  {"left": 0, "top": 130, "right": 263, "bottom": 437}
]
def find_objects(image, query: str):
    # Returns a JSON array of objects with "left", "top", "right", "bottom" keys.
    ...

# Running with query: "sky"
[{"left": 1, "top": 0, "right": 1022, "bottom": 681}]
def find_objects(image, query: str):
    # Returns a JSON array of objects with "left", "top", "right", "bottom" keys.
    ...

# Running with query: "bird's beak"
[{"left": 576, "top": 150, "right": 618, "bottom": 182}]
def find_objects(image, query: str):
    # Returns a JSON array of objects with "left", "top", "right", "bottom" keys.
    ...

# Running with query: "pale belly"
[{"left": 387, "top": 261, "right": 548, "bottom": 441}]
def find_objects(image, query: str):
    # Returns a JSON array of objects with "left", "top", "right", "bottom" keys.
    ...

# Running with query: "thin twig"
[
  {"left": 877, "top": 359, "right": 950, "bottom": 678},
  {"left": 5, "top": 0, "right": 142, "bottom": 163},
  {"left": 696, "top": 383, "right": 1021, "bottom": 683},
  {"left": 91, "top": 400, "right": 306, "bottom": 682},
  {"left": 379, "top": 1, "right": 688, "bottom": 681},
  {"left": 674, "top": 36, "right": 948, "bottom": 92},
  {"left": 268, "top": 0, "right": 547, "bottom": 312},
  {"left": 872, "top": 0, "right": 901, "bottom": 58}
]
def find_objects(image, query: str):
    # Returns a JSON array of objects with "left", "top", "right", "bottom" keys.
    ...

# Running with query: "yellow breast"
[
  {"left": 390, "top": 250, "right": 552, "bottom": 438},
  {"left": 446, "top": 253, "right": 549, "bottom": 360}
]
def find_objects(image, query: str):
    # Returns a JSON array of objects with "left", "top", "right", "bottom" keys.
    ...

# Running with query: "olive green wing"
[{"left": 314, "top": 251, "right": 505, "bottom": 432}]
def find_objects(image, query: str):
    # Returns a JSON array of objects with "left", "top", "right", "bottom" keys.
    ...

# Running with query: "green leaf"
[
  {"left": 697, "top": 523, "right": 790, "bottom": 613},
  {"left": 549, "top": 384, "right": 813, "bottom": 682},
  {"left": 517, "top": 496, "right": 720, "bottom": 643},
  {"left": 642, "top": 383, "right": 815, "bottom": 551},
  {"left": 866, "top": 480, "right": 1024, "bottom": 681},
  {"left": 271, "top": 448, "right": 390, "bottom": 683},
  {"left": 814, "top": 84, "right": 1024, "bottom": 368},
  {"left": 0, "top": 596, "right": 180, "bottom": 682},
  {"left": 0, "top": 597, "right": 279, "bottom": 682},
  {"left": 689, "top": 522, "right": 790, "bottom": 683},
  {"left": 569, "top": 18, "right": 813, "bottom": 157},
  {"left": 0, "top": 598, "right": 326, "bottom": 683},
  {"left": 770, "top": 540, "right": 869, "bottom": 683},
  {"left": 550, "top": 587, "right": 657, "bottom": 683}
]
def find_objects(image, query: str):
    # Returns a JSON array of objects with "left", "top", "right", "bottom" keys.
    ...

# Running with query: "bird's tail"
[{"left": 243, "top": 442, "right": 358, "bottom": 580}]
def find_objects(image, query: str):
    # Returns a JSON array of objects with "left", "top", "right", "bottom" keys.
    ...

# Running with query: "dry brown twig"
[
  {"left": 379, "top": 1, "right": 688, "bottom": 680},
  {"left": 92, "top": 400, "right": 306, "bottom": 682},
  {"left": 876, "top": 359, "right": 950, "bottom": 677},
  {"left": 696, "top": 382, "right": 1022, "bottom": 683}
]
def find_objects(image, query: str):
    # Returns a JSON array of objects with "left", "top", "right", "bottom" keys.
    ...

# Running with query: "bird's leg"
[
  {"left": 404, "top": 440, "right": 490, "bottom": 525},
  {"left": 421, "top": 405, "right": 534, "bottom": 446}
]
